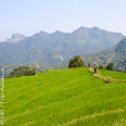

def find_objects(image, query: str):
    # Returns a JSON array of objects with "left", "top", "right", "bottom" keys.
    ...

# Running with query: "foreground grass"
[{"left": 4, "top": 68, "right": 126, "bottom": 126}]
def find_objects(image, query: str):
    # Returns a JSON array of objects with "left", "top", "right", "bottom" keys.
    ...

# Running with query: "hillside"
[
  {"left": 94, "top": 37, "right": 126, "bottom": 71},
  {"left": 5, "top": 68, "right": 126, "bottom": 126},
  {"left": 0, "top": 27, "right": 124, "bottom": 67}
]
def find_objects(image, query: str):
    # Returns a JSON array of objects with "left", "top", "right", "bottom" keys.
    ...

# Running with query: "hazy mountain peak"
[
  {"left": 39, "top": 31, "right": 48, "bottom": 34},
  {"left": 72, "top": 26, "right": 101, "bottom": 34},
  {"left": 72, "top": 26, "right": 88, "bottom": 35},
  {"left": 31, "top": 31, "right": 49, "bottom": 39},
  {"left": 76, "top": 26, "right": 87, "bottom": 31},
  {"left": 6, "top": 33, "right": 26, "bottom": 43},
  {"left": 78, "top": 26, "right": 86, "bottom": 30},
  {"left": 91, "top": 26, "right": 99, "bottom": 30},
  {"left": 53, "top": 30, "right": 63, "bottom": 34}
]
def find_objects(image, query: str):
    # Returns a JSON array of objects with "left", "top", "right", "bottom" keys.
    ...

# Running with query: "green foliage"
[
  {"left": 9, "top": 66, "right": 37, "bottom": 77},
  {"left": 98, "top": 65, "right": 104, "bottom": 69},
  {"left": 5, "top": 68, "right": 126, "bottom": 126},
  {"left": 106, "top": 63, "right": 114, "bottom": 70},
  {"left": 68, "top": 55, "right": 84, "bottom": 68}
]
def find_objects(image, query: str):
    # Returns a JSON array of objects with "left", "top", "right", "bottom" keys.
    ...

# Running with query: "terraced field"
[
  {"left": 100, "top": 70, "right": 126, "bottom": 80},
  {"left": 4, "top": 68, "right": 126, "bottom": 126}
]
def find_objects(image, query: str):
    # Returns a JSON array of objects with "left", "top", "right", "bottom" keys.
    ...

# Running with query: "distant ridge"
[{"left": 0, "top": 26, "right": 124, "bottom": 67}]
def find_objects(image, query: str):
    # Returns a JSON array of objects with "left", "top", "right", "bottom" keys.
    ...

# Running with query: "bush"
[
  {"left": 68, "top": 55, "right": 84, "bottom": 68},
  {"left": 98, "top": 65, "right": 104, "bottom": 69},
  {"left": 106, "top": 63, "right": 113, "bottom": 70},
  {"left": 9, "top": 66, "right": 38, "bottom": 77}
]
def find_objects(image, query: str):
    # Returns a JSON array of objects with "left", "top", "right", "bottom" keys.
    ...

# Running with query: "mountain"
[
  {"left": 94, "top": 37, "right": 126, "bottom": 71},
  {"left": 6, "top": 33, "right": 26, "bottom": 43},
  {"left": 70, "top": 26, "right": 124, "bottom": 53},
  {"left": 0, "top": 26, "right": 124, "bottom": 67}
]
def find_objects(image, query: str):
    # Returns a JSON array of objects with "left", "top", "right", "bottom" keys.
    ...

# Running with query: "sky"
[{"left": 0, "top": 0, "right": 126, "bottom": 41}]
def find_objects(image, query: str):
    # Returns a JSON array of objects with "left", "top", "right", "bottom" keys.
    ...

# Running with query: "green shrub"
[
  {"left": 9, "top": 66, "right": 38, "bottom": 77},
  {"left": 68, "top": 55, "right": 84, "bottom": 68},
  {"left": 98, "top": 65, "right": 104, "bottom": 69},
  {"left": 106, "top": 63, "right": 113, "bottom": 70}
]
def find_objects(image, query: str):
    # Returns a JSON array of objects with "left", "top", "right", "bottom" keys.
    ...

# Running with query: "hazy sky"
[{"left": 0, "top": 0, "right": 126, "bottom": 41}]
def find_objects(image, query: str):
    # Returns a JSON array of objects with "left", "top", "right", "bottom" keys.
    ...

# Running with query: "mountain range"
[{"left": 0, "top": 26, "right": 125, "bottom": 70}]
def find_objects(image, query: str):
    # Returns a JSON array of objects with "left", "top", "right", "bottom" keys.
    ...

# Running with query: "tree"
[
  {"left": 106, "top": 63, "right": 113, "bottom": 70},
  {"left": 68, "top": 55, "right": 84, "bottom": 68},
  {"left": 9, "top": 66, "right": 38, "bottom": 77},
  {"left": 98, "top": 65, "right": 104, "bottom": 69}
]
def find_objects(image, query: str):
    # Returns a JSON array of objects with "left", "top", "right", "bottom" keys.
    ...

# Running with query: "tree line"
[
  {"left": 8, "top": 55, "right": 114, "bottom": 77},
  {"left": 68, "top": 55, "right": 114, "bottom": 70},
  {"left": 9, "top": 66, "right": 38, "bottom": 77}
]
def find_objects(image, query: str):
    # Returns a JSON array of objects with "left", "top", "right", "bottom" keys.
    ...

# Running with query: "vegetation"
[
  {"left": 68, "top": 55, "right": 84, "bottom": 68},
  {"left": 106, "top": 63, "right": 114, "bottom": 70},
  {"left": 5, "top": 68, "right": 126, "bottom": 126},
  {"left": 98, "top": 65, "right": 104, "bottom": 69},
  {"left": 9, "top": 66, "right": 38, "bottom": 77}
]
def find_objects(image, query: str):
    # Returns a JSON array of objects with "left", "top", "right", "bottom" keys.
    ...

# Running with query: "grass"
[
  {"left": 100, "top": 69, "right": 126, "bottom": 80},
  {"left": 3, "top": 68, "right": 126, "bottom": 126}
]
